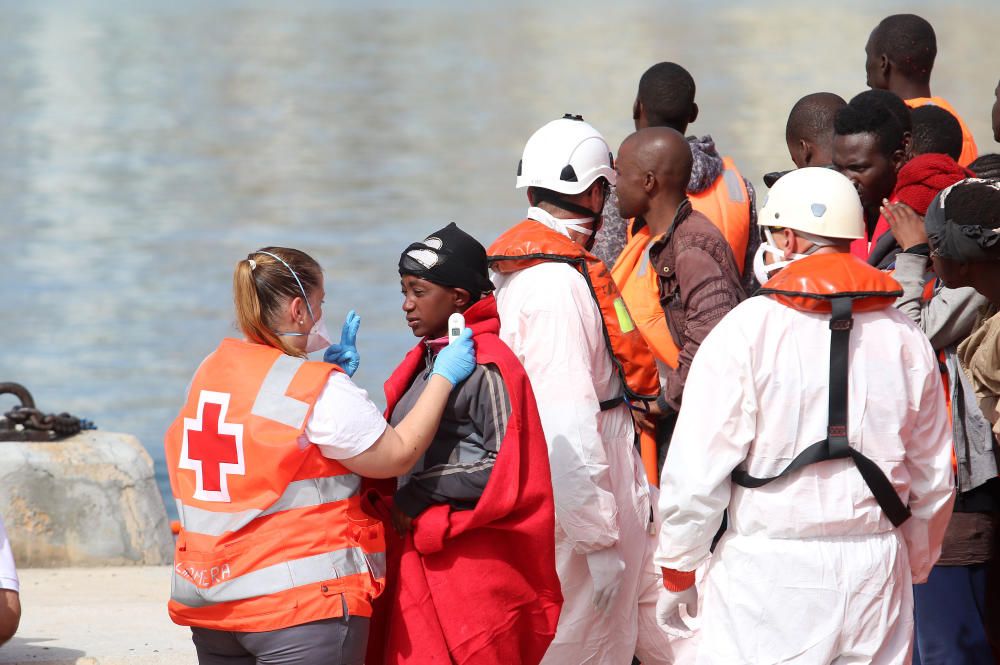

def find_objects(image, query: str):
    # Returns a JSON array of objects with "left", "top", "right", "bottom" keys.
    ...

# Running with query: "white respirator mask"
[
  {"left": 276, "top": 304, "right": 331, "bottom": 354},
  {"left": 303, "top": 316, "right": 332, "bottom": 354},
  {"left": 752, "top": 227, "right": 822, "bottom": 284},
  {"left": 528, "top": 206, "right": 595, "bottom": 237}
]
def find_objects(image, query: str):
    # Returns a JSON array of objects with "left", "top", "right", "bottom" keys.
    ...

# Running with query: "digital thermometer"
[{"left": 448, "top": 313, "right": 465, "bottom": 345}]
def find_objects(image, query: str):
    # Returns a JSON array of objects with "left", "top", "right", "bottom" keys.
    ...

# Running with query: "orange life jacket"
[
  {"left": 488, "top": 219, "right": 660, "bottom": 405},
  {"left": 165, "top": 339, "right": 386, "bottom": 632},
  {"left": 689, "top": 156, "right": 751, "bottom": 274},
  {"left": 763, "top": 253, "right": 901, "bottom": 313},
  {"left": 734, "top": 253, "right": 912, "bottom": 527},
  {"left": 611, "top": 223, "right": 680, "bottom": 371},
  {"left": 636, "top": 429, "right": 659, "bottom": 487},
  {"left": 905, "top": 96, "right": 979, "bottom": 167}
]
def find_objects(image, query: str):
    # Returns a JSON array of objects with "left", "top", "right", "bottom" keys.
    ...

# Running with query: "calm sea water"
[{"left": 2, "top": 0, "right": 998, "bottom": 516}]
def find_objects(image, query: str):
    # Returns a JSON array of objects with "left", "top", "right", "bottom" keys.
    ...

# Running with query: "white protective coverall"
[
  {"left": 656, "top": 294, "right": 955, "bottom": 664},
  {"left": 494, "top": 211, "right": 679, "bottom": 664}
]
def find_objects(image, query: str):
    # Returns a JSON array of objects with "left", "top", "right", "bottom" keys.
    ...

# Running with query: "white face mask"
[
  {"left": 305, "top": 316, "right": 331, "bottom": 354},
  {"left": 276, "top": 305, "right": 330, "bottom": 353},
  {"left": 276, "top": 308, "right": 330, "bottom": 353},
  {"left": 752, "top": 228, "right": 813, "bottom": 284},
  {"left": 752, "top": 243, "right": 784, "bottom": 284},
  {"left": 527, "top": 206, "right": 595, "bottom": 237}
]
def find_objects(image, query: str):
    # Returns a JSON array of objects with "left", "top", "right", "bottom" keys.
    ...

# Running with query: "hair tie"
[{"left": 248, "top": 258, "right": 257, "bottom": 271}]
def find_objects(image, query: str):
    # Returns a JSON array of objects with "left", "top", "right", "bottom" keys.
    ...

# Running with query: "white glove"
[
  {"left": 656, "top": 585, "right": 698, "bottom": 637},
  {"left": 585, "top": 546, "right": 626, "bottom": 614}
]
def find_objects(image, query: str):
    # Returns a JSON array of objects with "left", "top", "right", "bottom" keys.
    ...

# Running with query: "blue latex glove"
[
  {"left": 430, "top": 328, "right": 476, "bottom": 386},
  {"left": 323, "top": 310, "right": 361, "bottom": 377}
]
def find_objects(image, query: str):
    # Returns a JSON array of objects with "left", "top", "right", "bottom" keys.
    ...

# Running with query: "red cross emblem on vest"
[{"left": 179, "top": 391, "right": 245, "bottom": 502}]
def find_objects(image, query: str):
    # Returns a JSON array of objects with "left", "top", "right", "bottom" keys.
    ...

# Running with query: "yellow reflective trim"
[{"left": 613, "top": 297, "right": 636, "bottom": 333}]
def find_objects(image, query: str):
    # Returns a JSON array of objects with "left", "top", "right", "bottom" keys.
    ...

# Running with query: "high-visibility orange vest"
[
  {"left": 611, "top": 223, "right": 680, "bottom": 370},
  {"left": 488, "top": 219, "right": 660, "bottom": 404},
  {"left": 165, "top": 339, "right": 386, "bottom": 633},
  {"left": 905, "top": 96, "right": 979, "bottom": 167},
  {"left": 609, "top": 158, "right": 750, "bottom": 368},
  {"left": 689, "top": 156, "right": 751, "bottom": 274},
  {"left": 610, "top": 223, "right": 680, "bottom": 486}
]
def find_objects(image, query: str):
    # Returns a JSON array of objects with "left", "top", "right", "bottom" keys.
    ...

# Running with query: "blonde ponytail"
[{"left": 232, "top": 251, "right": 315, "bottom": 358}]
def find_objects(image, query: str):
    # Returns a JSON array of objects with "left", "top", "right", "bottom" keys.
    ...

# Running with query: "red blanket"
[
  {"left": 869, "top": 153, "right": 974, "bottom": 246},
  {"left": 368, "top": 295, "right": 562, "bottom": 665}
]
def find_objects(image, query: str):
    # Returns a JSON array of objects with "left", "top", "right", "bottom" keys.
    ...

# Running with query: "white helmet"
[
  {"left": 516, "top": 114, "right": 616, "bottom": 195},
  {"left": 759, "top": 167, "right": 865, "bottom": 240}
]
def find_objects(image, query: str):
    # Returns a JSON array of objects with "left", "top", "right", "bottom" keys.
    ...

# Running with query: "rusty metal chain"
[{"left": 0, "top": 382, "right": 96, "bottom": 442}]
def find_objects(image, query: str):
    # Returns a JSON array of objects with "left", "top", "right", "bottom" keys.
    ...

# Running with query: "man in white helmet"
[
  {"left": 488, "top": 115, "right": 676, "bottom": 664},
  {"left": 654, "top": 167, "right": 955, "bottom": 663}
]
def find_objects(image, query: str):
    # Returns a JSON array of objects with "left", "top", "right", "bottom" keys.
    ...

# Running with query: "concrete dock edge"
[{"left": 0, "top": 567, "right": 196, "bottom": 665}]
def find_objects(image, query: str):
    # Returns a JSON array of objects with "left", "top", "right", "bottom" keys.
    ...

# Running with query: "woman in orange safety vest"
[{"left": 165, "top": 247, "right": 476, "bottom": 665}]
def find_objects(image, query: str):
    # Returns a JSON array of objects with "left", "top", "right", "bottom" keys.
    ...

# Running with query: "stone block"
[{"left": 0, "top": 432, "right": 173, "bottom": 567}]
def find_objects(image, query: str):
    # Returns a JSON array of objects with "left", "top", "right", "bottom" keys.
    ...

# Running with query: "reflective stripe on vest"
[
  {"left": 689, "top": 156, "right": 751, "bottom": 274},
  {"left": 171, "top": 547, "right": 386, "bottom": 608},
  {"left": 251, "top": 354, "right": 312, "bottom": 429},
  {"left": 722, "top": 167, "right": 746, "bottom": 204},
  {"left": 176, "top": 474, "right": 362, "bottom": 537}
]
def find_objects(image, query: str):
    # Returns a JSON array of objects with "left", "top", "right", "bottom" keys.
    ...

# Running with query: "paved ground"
[{"left": 0, "top": 567, "right": 196, "bottom": 665}]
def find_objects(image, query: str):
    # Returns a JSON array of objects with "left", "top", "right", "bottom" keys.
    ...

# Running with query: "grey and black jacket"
[
  {"left": 389, "top": 345, "right": 512, "bottom": 518},
  {"left": 894, "top": 252, "right": 999, "bottom": 499}
]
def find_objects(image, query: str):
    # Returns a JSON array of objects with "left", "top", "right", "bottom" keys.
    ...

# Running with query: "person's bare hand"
[
  {"left": 391, "top": 504, "right": 414, "bottom": 536},
  {"left": 633, "top": 409, "right": 655, "bottom": 433},
  {"left": 632, "top": 399, "right": 663, "bottom": 433},
  {"left": 882, "top": 200, "right": 927, "bottom": 251}
]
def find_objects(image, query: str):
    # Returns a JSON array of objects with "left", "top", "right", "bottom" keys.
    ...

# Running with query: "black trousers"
[
  {"left": 191, "top": 616, "right": 369, "bottom": 665},
  {"left": 655, "top": 411, "right": 678, "bottom": 477}
]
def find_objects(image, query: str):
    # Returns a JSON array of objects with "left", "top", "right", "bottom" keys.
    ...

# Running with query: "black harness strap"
[
  {"left": 827, "top": 297, "right": 852, "bottom": 459},
  {"left": 599, "top": 395, "right": 626, "bottom": 411},
  {"left": 731, "top": 296, "right": 912, "bottom": 527},
  {"left": 531, "top": 188, "right": 601, "bottom": 221}
]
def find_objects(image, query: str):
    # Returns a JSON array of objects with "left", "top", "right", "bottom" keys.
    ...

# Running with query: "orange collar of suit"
[{"left": 760, "top": 252, "right": 902, "bottom": 313}]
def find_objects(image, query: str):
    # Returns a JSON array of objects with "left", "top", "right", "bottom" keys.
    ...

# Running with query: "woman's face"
[{"left": 400, "top": 275, "right": 464, "bottom": 339}]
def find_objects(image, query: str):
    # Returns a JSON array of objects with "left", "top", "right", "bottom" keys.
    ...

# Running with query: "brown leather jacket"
[{"left": 646, "top": 199, "right": 746, "bottom": 410}]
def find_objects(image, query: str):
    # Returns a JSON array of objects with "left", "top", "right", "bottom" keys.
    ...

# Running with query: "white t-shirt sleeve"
[
  {"left": 305, "top": 372, "right": 388, "bottom": 460},
  {"left": 0, "top": 517, "right": 19, "bottom": 592}
]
